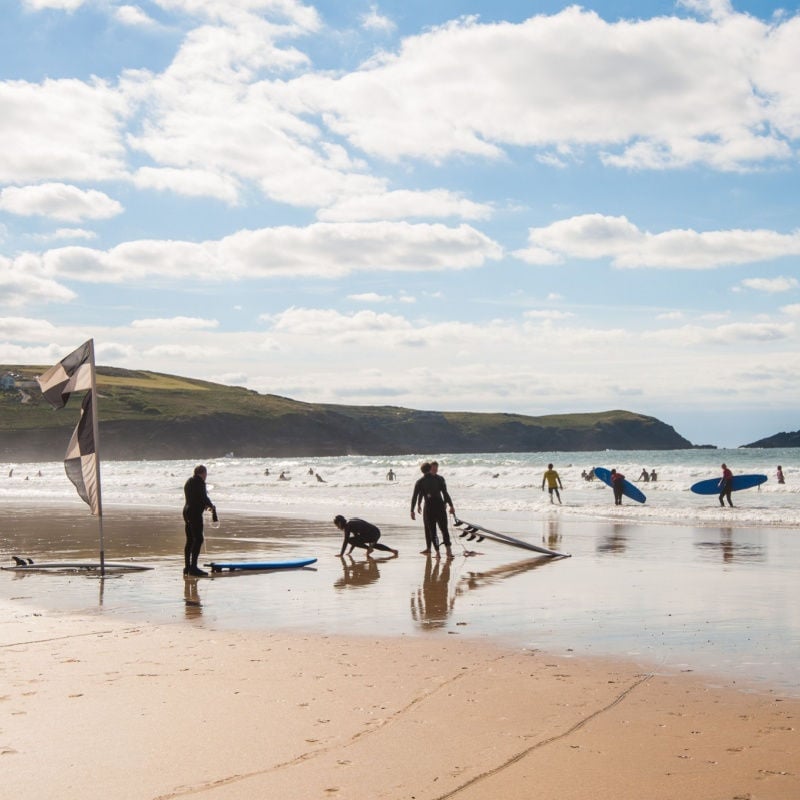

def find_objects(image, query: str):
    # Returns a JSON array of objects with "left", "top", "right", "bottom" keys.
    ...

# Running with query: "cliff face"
[
  {"left": 742, "top": 431, "right": 800, "bottom": 448},
  {"left": 0, "top": 408, "right": 694, "bottom": 462}
]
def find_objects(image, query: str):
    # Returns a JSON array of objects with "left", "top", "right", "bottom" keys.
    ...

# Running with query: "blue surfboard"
[
  {"left": 690, "top": 474, "right": 767, "bottom": 495},
  {"left": 204, "top": 558, "right": 317, "bottom": 573},
  {"left": 594, "top": 467, "right": 646, "bottom": 504}
]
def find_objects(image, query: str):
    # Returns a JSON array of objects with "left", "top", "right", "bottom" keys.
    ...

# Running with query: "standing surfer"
[
  {"left": 411, "top": 461, "right": 455, "bottom": 558},
  {"left": 719, "top": 463, "right": 734, "bottom": 507},
  {"left": 541, "top": 463, "right": 563, "bottom": 504},
  {"left": 183, "top": 464, "right": 217, "bottom": 577}
]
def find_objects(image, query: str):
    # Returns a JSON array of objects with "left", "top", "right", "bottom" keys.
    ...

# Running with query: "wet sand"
[{"left": 1, "top": 505, "right": 799, "bottom": 798}]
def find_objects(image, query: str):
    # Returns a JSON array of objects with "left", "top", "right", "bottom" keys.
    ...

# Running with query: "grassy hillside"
[{"left": 0, "top": 365, "right": 694, "bottom": 460}]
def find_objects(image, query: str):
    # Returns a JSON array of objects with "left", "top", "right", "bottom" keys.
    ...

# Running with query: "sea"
[
  {"left": 3, "top": 448, "right": 799, "bottom": 696},
  {"left": 2, "top": 447, "right": 798, "bottom": 529}
]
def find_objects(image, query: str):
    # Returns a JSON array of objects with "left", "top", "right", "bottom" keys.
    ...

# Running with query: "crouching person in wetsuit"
[
  {"left": 183, "top": 464, "right": 216, "bottom": 577},
  {"left": 334, "top": 515, "right": 398, "bottom": 557}
]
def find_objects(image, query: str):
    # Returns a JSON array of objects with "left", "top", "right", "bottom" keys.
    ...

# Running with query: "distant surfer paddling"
[
  {"left": 183, "top": 464, "right": 217, "bottom": 577},
  {"left": 719, "top": 463, "right": 734, "bottom": 507},
  {"left": 334, "top": 515, "right": 398, "bottom": 557}
]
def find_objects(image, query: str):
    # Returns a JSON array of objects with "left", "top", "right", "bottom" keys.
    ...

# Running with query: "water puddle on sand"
[{"left": 2, "top": 505, "right": 799, "bottom": 696}]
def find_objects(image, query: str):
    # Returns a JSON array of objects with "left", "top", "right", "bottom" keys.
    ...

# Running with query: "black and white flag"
[
  {"left": 36, "top": 340, "right": 93, "bottom": 409},
  {"left": 64, "top": 390, "right": 101, "bottom": 516},
  {"left": 37, "top": 340, "right": 102, "bottom": 516}
]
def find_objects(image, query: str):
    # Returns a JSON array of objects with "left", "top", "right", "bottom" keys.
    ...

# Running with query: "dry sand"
[{"left": 1, "top": 607, "right": 798, "bottom": 800}]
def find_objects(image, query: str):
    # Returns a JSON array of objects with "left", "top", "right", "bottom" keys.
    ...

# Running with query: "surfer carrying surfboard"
[
  {"left": 334, "top": 515, "right": 398, "bottom": 557},
  {"left": 610, "top": 469, "right": 625, "bottom": 505},
  {"left": 719, "top": 463, "right": 734, "bottom": 507}
]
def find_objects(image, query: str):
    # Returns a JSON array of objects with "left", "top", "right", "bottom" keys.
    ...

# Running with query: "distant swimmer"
[
  {"left": 650, "top": 469, "right": 657, "bottom": 482},
  {"left": 610, "top": 468, "right": 625, "bottom": 506},
  {"left": 541, "top": 463, "right": 563, "bottom": 504},
  {"left": 316, "top": 472, "right": 326, "bottom": 483},
  {"left": 264, "top": 468, "right": 270, "bottom": 476},
  {"left": 386, "top": 469, "right": 396, "bottom": 481},
  {"left": 777, "top": 465, "right": 785, "bottom": 485},
  {"left": 333, "top": 515, "right": 398, "bottom": 557},
  {"left": 279, "top": 471, "right": 290, "bottom": 481},
  {"left": 638, "top": 468, "right": 650, "bottom": 483},
  {"left": 308, "top": 467, "right": 314, "bottom": 475},
  {"left": 719, "top": 463, "right": 734, "bottom": 507}
]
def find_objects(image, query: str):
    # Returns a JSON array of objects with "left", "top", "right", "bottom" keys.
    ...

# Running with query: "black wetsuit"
[
  {"left": 183, "top": 475, "right": 214, "bottom": 572},
  {"left": 411, "top": 473, "right": 453, "bottom": 549},
  {"left": 340, "top": 518, "right": 394, "bottom": 555}
]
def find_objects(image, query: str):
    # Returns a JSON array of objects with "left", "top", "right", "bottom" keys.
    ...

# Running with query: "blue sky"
[{"left": 1, "top": 0, "right": 799, "bottom": 448}]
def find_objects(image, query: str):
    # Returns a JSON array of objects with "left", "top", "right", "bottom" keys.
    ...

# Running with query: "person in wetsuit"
[
  {"left": 719, "top": 463, "right": 734, "bottom": 507},
  {"left": 334, "top": 515, "right": 398, "bottom": 556},
  {"left": 183, "top": 464, "right": 216, "bottom": 577},
  {"left": 411, "top": 461, "right": 455, "bottom": 558}
]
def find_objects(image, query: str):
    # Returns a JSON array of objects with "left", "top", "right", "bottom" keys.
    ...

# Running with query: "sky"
[{"left": 1, "top": 0, "right": 799, "bottom": 449}]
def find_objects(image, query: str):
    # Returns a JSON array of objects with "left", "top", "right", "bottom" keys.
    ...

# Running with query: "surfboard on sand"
[
  {"left": 594, "top": 467, "right": 647, "bottom": 504},
  {"left": 453, "top": 518, "right": 570, "bottom": 558},
  {"left": 690, "top": 474, "right": 767, "bottom": 495},
  {"left": 2, "top": 560, "right": 152, "bottom": 572},
  {"left": 204, "top": 557, "right": 317, "bottom": 573}
]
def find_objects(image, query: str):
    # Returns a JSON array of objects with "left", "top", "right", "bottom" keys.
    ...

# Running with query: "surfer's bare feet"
[
  {"left": 445, "top": 548, "right": 453, "bottom": 559},
  {"left": 365, "top": 546, "right": 374, "bottom": 555},
  {"left": 434, "top": 549, "right": 441, "bottom": 559},
  {"left": 391, "top": 549, "right": 399, "bottom": 556},
  {"left": 420, "top": 549, "right": 430, "bottom": 555}
]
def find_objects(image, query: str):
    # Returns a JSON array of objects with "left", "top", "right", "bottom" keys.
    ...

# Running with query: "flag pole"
[{"left": 88, "top": 340, "right": 106, "bottom": 576}]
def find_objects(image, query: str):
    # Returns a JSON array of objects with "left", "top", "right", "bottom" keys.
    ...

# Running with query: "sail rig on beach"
[{"left": 36, "top": 339, "right": 108, "bottom": 573}]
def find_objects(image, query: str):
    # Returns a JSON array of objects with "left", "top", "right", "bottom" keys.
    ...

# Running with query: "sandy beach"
[
  {"left": 2, "top": 613, "right": 798, "bottom": 800},
  {"left": 1, "top": 505, "right": 799, "bottom": 799}
]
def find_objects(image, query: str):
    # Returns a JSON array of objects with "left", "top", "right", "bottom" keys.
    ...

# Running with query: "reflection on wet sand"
[
  {"left": 597, "top": 523, "right": 628, "bottom": 554},
  {"left": 184, "top": 578, "right": 202, "bottom": 618},
  {"left": 694, "top": 527, "right": 766, "bottom": 563},
  {"left": 456, "top": 554, "right": 558, "bottom": 595},
  {"left": 542, "top": 516, "right": 562, "bottom": 551},
  {"left": 335, "top": 554, "right": 394, "bottom": 589},
  {"left": 411, "top": 556, "right": 454, "bottom": 629}
]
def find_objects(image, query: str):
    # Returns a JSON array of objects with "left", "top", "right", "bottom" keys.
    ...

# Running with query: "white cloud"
[
  {"left": 0, "top": 255, "right": 76, "bottom": 307},
  {"left": 739, "top": 276, "right": 799, "bottom": 293},
  {"left": 514, "top": 214, "right": 800, "bottom": 269},
  {"left": 782, "top": 304, "right": 800, "bottom": 317},
  {"left": 348, "top": 292, "right": 390, "bottom": 303},
  {"left": 0, "top": 79, "right": 129, "bottom": 183},
  {"left": 0, "top": 183, "right": 123, "bottom": 222},
  {"left": 360, "top": 5, "right": 396, "bottom": 34},
  {"left": 23, "top": 0, "right": 85, "bottom": 9},
  {"left": 523, "top": 309, "right": 574, "bottom": 320},
  {"left": 132, "top": 167, "right": 241, "bottom": 204},
  {"left": 645, "top": 320, "right": 794, "bottom": 346},
  {"left": 115, "top": 5, "right": 158, "bottom": 27},
  {"left": 35, "top": 221, "right": 502, "bottom": 284},
  {"left": 293, "top": 7, "right": 798, "bottom": 170},
  {"left": 317, "top": 189, "right": 492, "bottom": 222},
  {"left": 131, "top": 316, "right": 220, "bottom": 331}
]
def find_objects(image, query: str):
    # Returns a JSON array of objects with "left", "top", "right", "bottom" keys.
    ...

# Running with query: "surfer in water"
[
  {"left": 777, "top": 465, "right": 785, "bottom": 484},
  {"left": 719, "top": 463, "right": 734, "bottom": 507},
  {"left": 334, "top": 515, "right": 398, "bottom": 557},
  {"left": 183, "top": 464, "right": 217, "bottom": 577},
  {"left": 541, "top": 463, "right": 563, "bottom": 504}
]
